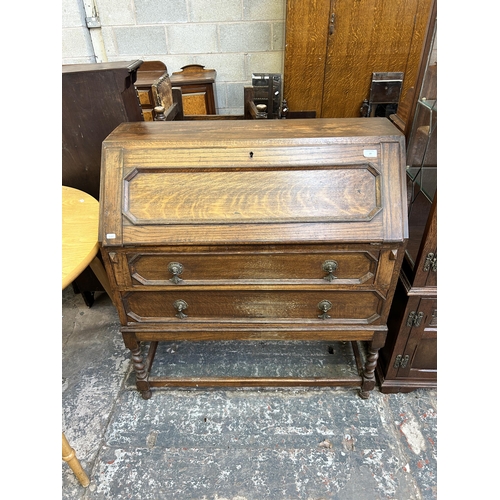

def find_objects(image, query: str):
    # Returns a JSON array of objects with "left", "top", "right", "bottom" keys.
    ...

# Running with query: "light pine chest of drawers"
[{"left": 99, "top": 118, "right": 408, "bottom": 399}]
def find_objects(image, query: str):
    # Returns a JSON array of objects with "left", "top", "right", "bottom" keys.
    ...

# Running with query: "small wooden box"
[{"left": 99, "top": 118, "right": 408, "bottom": 399}]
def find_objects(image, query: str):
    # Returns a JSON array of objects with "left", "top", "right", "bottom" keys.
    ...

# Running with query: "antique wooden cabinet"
[
  {"left": 376, "top": 6, "right": 437, "bottom": 392},
  {"left": 99, "top": 118, "right": 408, "bottom": 399},
  {"left": 62, "top": 60, "right": 144, "bottom": 305},
  {"left": 62, "top": 60, "right": 144, "bottom": 200},
  {"left": 170, "top": 64, "right": 217, "bottom": 115},
  {"left": 377, "top": 197, "right": 436, "bottom": 392}
]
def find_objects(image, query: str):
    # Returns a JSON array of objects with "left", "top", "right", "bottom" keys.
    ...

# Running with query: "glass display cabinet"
[
  {"left": 405, "top": 25, "right": 437, "bottom": 269},
  {"left": 377, "top": 2, "right": 437, "bottom": 392}
]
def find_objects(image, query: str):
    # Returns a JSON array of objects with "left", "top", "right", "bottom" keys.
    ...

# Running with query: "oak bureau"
[{"left": 98, "top": 118, "right": 408, "bottom": 399}]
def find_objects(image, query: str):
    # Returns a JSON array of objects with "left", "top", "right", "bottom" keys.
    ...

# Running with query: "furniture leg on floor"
[{"left": 62, "top": 433, "right": 90, "bottom": 487}]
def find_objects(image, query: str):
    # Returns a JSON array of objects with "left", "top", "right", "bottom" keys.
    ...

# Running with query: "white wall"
[{"left": 62, "top": 0, "right": 286, "bottom": 115}]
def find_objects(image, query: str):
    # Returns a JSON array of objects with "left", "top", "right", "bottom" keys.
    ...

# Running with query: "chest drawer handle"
[
  {"left": 318, "top": 300, "right": 332, "bottom": 320},
  {"left": 173, "top": 299, "right": 188, "bottom": 319},
  {"left": 168, "top": 262, "right": 184, "bottom": 284},
  {"left": 322, "top": 260, "right": 338, "bottom": 281}
]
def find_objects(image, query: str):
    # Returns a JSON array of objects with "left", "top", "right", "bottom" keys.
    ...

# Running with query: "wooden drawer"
[
  {"left": 123, "top": 290, "right": 383, "bottom": 324},
  {"left": 124, "top": 249, "right": 378, "bottom": 286}
]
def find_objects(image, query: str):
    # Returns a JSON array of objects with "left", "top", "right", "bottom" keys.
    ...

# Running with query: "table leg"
[
  {"left": 62, "top": 432, "right": 90, "bottom": 487},
  {"left": 89, "top": 255, "right": 115, "bottom": 306},
  {"left": 122, "top": 332, "right": 152, "bottom": 399},
  {"left": 359, "top": 345, "right": 379, "bottom": 399}
]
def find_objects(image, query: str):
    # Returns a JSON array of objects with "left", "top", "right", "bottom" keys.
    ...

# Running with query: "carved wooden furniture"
[
  {"left": 135, "top": 61, "right": 173, "bottom": 121},
  {"left": 283, "top": 0, "right": 434, "bottom": 118},
  {"left": 251, "top": 73, "right": 283, "bottom": 119},
  {"left": 62, "top": 60, "right": 144, "bottom": 306},
  {"left": 156, "top": 86, "right": 261, "bottom": 122},
  {"left": 99, "top": 118, "right": 408, "bottom": 400},
  {"left": 376, "top": 3, "right": 437, "bottom": 392},
  {"left": 170, "top": 64, "right": 217, "bottom": 115},
  {"left": 150, "top": 73, "right": 313, "bottom": 123}
]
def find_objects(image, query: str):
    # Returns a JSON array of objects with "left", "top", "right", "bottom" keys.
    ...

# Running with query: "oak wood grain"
[
  {"left": 100, "top": 118, "right": 407, "bottom": 398},
  {"left": 284, "top": 0, "right": 331, "bottom": 116},
  {"left": 284, "top": 0, "right": 433, "bottom": 117},
  {"left": 62, "top": 187, "right": 100, "bottom": 289}
]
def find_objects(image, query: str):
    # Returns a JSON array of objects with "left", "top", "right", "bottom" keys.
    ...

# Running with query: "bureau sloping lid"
[{"left": 99, "top": 119, "right": 408, "bottom": 246}]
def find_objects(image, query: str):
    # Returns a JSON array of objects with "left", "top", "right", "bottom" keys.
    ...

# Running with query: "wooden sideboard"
[
  {"left": 170, "top": 64, "right": 217, "bottom": 115},
  {"left": 62, "top": 60, "right": 143, "bottom": 200},
  {"left": 99, "top": 118, "right": 408, "bottom": 399}
]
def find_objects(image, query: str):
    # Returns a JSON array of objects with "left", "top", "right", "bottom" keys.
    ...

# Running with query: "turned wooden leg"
[
  {"left": 359, "top": 345, "right": 379, "bottom": 399},
  {"left": 131, "top": 345, "right": 152, "bottom": 400},
  {"left": 62, "top": 432, "right": 90, "bottom": 487},
  {"left": 122, "top": 332, "right": 152, "bottom": 399}
]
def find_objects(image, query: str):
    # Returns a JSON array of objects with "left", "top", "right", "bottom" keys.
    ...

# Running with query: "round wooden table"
[
  {"left": 62, "top": 186, "right": 112, "bottom": 295},
  {"left": 62, "top": 186, "right": 113, "bottom": 487}
]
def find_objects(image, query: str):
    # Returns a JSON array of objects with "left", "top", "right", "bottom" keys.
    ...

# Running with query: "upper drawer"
[
  {"left": 99, "top": 119, "right": 408, "bottom": 246},
  {"left": 126, "top": 250, "right": 377, "bottom": 286}
]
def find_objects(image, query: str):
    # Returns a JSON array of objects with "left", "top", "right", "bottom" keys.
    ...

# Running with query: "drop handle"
[
  {"left": 168, "top": 262, "right": 184, "bottom": 284},
  {"left": 173, "top": 299, "right": 188, "bottom": 319},
  {"left": 318, "top": 300, "right": 332, "bottom": 320},
  {"left": 322, "top": 260, "right": 338, "bottom": 282}
]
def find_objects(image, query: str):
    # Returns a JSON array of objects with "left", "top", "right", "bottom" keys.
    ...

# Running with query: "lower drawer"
[{"left": 122, "top": 290, "right": 383, "bottom": 324}]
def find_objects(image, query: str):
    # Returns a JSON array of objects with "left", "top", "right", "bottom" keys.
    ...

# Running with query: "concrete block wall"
[{"left": 62, "top": 0, "right": 286, "bottom": 115}]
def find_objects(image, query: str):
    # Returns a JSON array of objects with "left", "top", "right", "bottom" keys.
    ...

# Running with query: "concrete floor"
[{"left": 62, "top": 287, "right": 437, "bottom": 500}]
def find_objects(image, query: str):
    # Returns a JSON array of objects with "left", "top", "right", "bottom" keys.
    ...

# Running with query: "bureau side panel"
[
  {"left": 99, "top": 147, "right": 124, "bottom": 246},
  {"left": 381, "top": 141, "right": 408, "bottom": 241}
]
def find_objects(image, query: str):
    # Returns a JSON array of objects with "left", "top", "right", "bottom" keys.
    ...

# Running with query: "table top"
[{"left": 62, "top": 186, "right": 100, "bottom": 290}]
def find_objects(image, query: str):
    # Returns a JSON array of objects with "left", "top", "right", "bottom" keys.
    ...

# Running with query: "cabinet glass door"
[{"left": 405, "top": 18, "right": 437, "bottom": 270}]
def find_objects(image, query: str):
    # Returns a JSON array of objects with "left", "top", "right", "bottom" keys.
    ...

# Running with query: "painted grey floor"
[{"left": 62, "top": 287, "right": 437, "bottom": 500}]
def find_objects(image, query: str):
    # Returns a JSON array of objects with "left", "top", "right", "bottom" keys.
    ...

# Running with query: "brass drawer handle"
[
  {"left": 322, "top": 260, "right": 338, "bottom": 281},
  {"left": 318, "top": 300, "right": 332, "bottom": 320},
  {"left": 173, "top": 299, "right": 188, "bottom": 319},
  {"left": 168, "top": 262, "right": 184, "bottom": 284}
]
